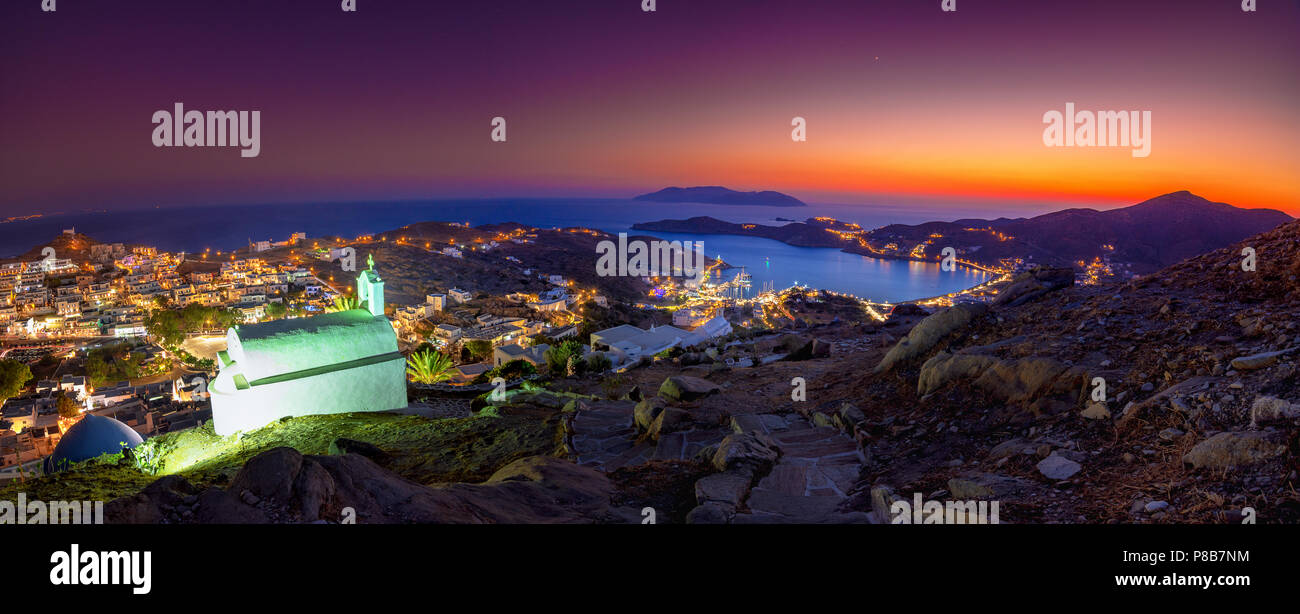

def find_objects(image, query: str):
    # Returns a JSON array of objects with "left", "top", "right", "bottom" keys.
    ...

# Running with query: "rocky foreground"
[{"left": 100, "top": 219, "right": 1300, "bottom": 524}]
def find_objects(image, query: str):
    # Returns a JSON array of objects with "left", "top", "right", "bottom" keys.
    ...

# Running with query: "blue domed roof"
[{"left": 44, "top": 414, "right": 144, "bottom": 474}]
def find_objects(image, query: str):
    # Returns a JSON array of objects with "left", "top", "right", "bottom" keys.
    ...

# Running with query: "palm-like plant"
[
  {"left": 407, "top": 349, "right": 455, "bottom": 384},
  {"left": 329, "top": 295, "right": 361, "bottom": 312}
]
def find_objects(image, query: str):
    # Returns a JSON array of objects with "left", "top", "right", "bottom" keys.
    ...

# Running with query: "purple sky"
[{"left": 2, "top": 0, "right": 1297, "bottom": 216}]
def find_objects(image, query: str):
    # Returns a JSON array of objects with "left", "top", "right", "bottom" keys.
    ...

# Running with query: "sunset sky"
[{"left": 1, "top": 0, "right": 1297, "bottom": 217}]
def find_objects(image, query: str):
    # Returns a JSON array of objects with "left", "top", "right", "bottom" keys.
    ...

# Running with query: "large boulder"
[
  {"left": 993, "top": 267, "right": 1074, "bottom": 307},
  {"left": 633, "top": 397, "right": 667, "bottom": 432},
  {"left": 971, "top": 357, "right": 1086, "bottom": 406},
  {"left": 193, "top": 488, "right": 270, "bottom": 524},
  {"left": 917, "top": 352, "right": 997, "bottom": 395},
  {"left": 105, "top": 475, "right": 267, "bottom": 524},
  {"left": 658, "top": 375, "right": 721, "bottom": 403},
  {"left": 175, "top": 447, "right": 613, "bottom": 524},
  {"left": 710, "top": 432, "right": 780, "bottom": 474},
  {"left": 646, "top": 407, "right": 691, "bottom": 440},
  {"left": 917, "top": 352, "right": 1085, "bottom": 408},
  {"left": 1182, "top": 431, "right": 1287, "bottom": 470},
  {"left": 228, "top": 446, "right": 304, "bottom": 504},
  {"left": 873, "top": 303, "right": 988, "bottom": 374}
]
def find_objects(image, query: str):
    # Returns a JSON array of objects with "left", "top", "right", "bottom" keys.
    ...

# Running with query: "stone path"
[
  {"left": 567, "top": 400, "right": 870, "bottom": 522},
  {"left": 567, "top": 400, "right": 726, "bottom": 471},
  {"left": 730, "top": 413, "right": 871, "bottom": 523}
]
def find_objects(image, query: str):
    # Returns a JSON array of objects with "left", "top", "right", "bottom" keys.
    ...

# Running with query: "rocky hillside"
[{"left": 869, "top": 191, "right": 1291, "bottom": 273}]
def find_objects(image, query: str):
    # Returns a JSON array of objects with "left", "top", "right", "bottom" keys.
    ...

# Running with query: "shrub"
[
  {"left": 544, "top": 339, "right": 585, "bottom": 375},
  {"left": 480, "top": 359, "right": 536, "bottom": 383},
  {"left": 585, "top": 353, "right": 612, "bottom": 373}
]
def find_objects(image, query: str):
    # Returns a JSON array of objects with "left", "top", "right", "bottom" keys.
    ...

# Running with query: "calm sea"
[{"left": 0, "top": 198, "right": 1022, "bottom": 302}]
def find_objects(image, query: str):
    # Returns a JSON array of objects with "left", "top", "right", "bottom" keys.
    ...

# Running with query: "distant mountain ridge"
[
  {"left": 634, "top": 191, "right": 1292, "bottom": 274},
  {"left": 633, "top": 186, "right": 806, "bottom": 207}
]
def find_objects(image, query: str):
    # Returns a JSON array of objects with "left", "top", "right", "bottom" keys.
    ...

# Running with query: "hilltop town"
[{"left": 0, "top": 221, "right": 742, "bottom": 476}]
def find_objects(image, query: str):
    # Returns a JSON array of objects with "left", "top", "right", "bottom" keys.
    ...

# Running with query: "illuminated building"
[{"left": 208, "top": 255, "right": 406, "bottom": 436}]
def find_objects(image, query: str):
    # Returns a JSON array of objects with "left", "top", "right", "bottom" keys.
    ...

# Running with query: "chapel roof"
[{"left": 225, "top": 309, "right": 398, "bottom": 382}]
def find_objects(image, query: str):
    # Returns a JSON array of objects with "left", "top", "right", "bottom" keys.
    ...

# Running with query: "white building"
[
  {"left": 673, "top": 307, "right": 710, "bottom": 329},
  {"left": 493, "top": 343, "right": 549, "bottom": 368},
  {"left": 528, "top": 297, "right": 567, "bottom": 312},
  {"left": 589, "top": 324, "right": 690, "bottom": 367},
  {"left": 682, "top": 315, "right": 733, "bottom": 347},
  {"left": 425, "top": 293, "right": 447, "bottom": 312},
  {"left": 448, "top": 288, "right": 472, "bottom": 304}
]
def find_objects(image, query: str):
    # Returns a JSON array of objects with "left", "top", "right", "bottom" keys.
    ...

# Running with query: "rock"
[
  {"left": 838, "top": 402, "right": 866, "bottom": 427},
  {"left": 811, "top": 412, "right": 834, "bottom": 428},
  {"left": 1250, "top": 396, "right": 1300, "bottom": 426},
  {"left": 1231, "top": 348, "right": 1295, "bottom": 371},
  {"left": 1036, "top": 454, "right": 1082, "bottom": 480},
  {"left": 104, "top": 493, "right": 168, "bottom": 524},
  {"left": 993, "top": 267, "right": 1074, "bottom": 307},
  {"left": 710, "top": 432, "right": 779, "bottom": 474},
  {"left": 228, "top": 447, "right": 303, "bottom": 504},
  {"left": 626, "top": 385, "right": 644, "bottom": 403},
  {"left": 974, "top": 357, "right": 1086, "bottom": 407},
  {"left": 870, "top": 485, "right": 898, "bottom": 523},
  {"left": 695, "top": 470, "right": 753, "bottom": 507},
  {"left": 328, "top": 438, "right": 392, "bottom": 466},
  {"left": 1158, "top": 428, "right": 1185, "bottom": 442},
  {"left": 139, "top": 475, "right": 199, "bottom": 508},
  {"left": 986, "top": 438, "right": 1027, "bottom": 461},
  {"left": 658, "top": 375, "right": 721, "bottom": 402},
  {"left": 646, "top": 407, "right": 691, "bottom": 440},
  {"left": 917, "top": 352, "right": 997, "bottom": 396},
  {"left": 292, "top": 457, "right": 337, "bottom": 522},
  {"left": 918, "top": 351, "right": 1085, "bottom": 409},
  {"left": 873, "top": 303, "right": 989, "bottom": 374},
  {"left": 1183, "top": 431, "right": 1287, "bottom": 469},
  {"left": 196, "top": 488, "right": 269, "bottom": 524},
  {"left": 685, "top": 502, "right": 731, "bottom": 524},
  {"left": 1145, "top": 500, "right": 1170, "bottom": 513},
  {"left": 776, "top": 334, "right": 816, "bottom": 360},
  {"left": 1081, "top": 401, "right": 1111, "bottom": 420},
  {"left": 633, "top": 397, "right": 666, "bottom": 432},
  {"left": 189, "top": 450, "right": 615, "bottom": 524}
]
